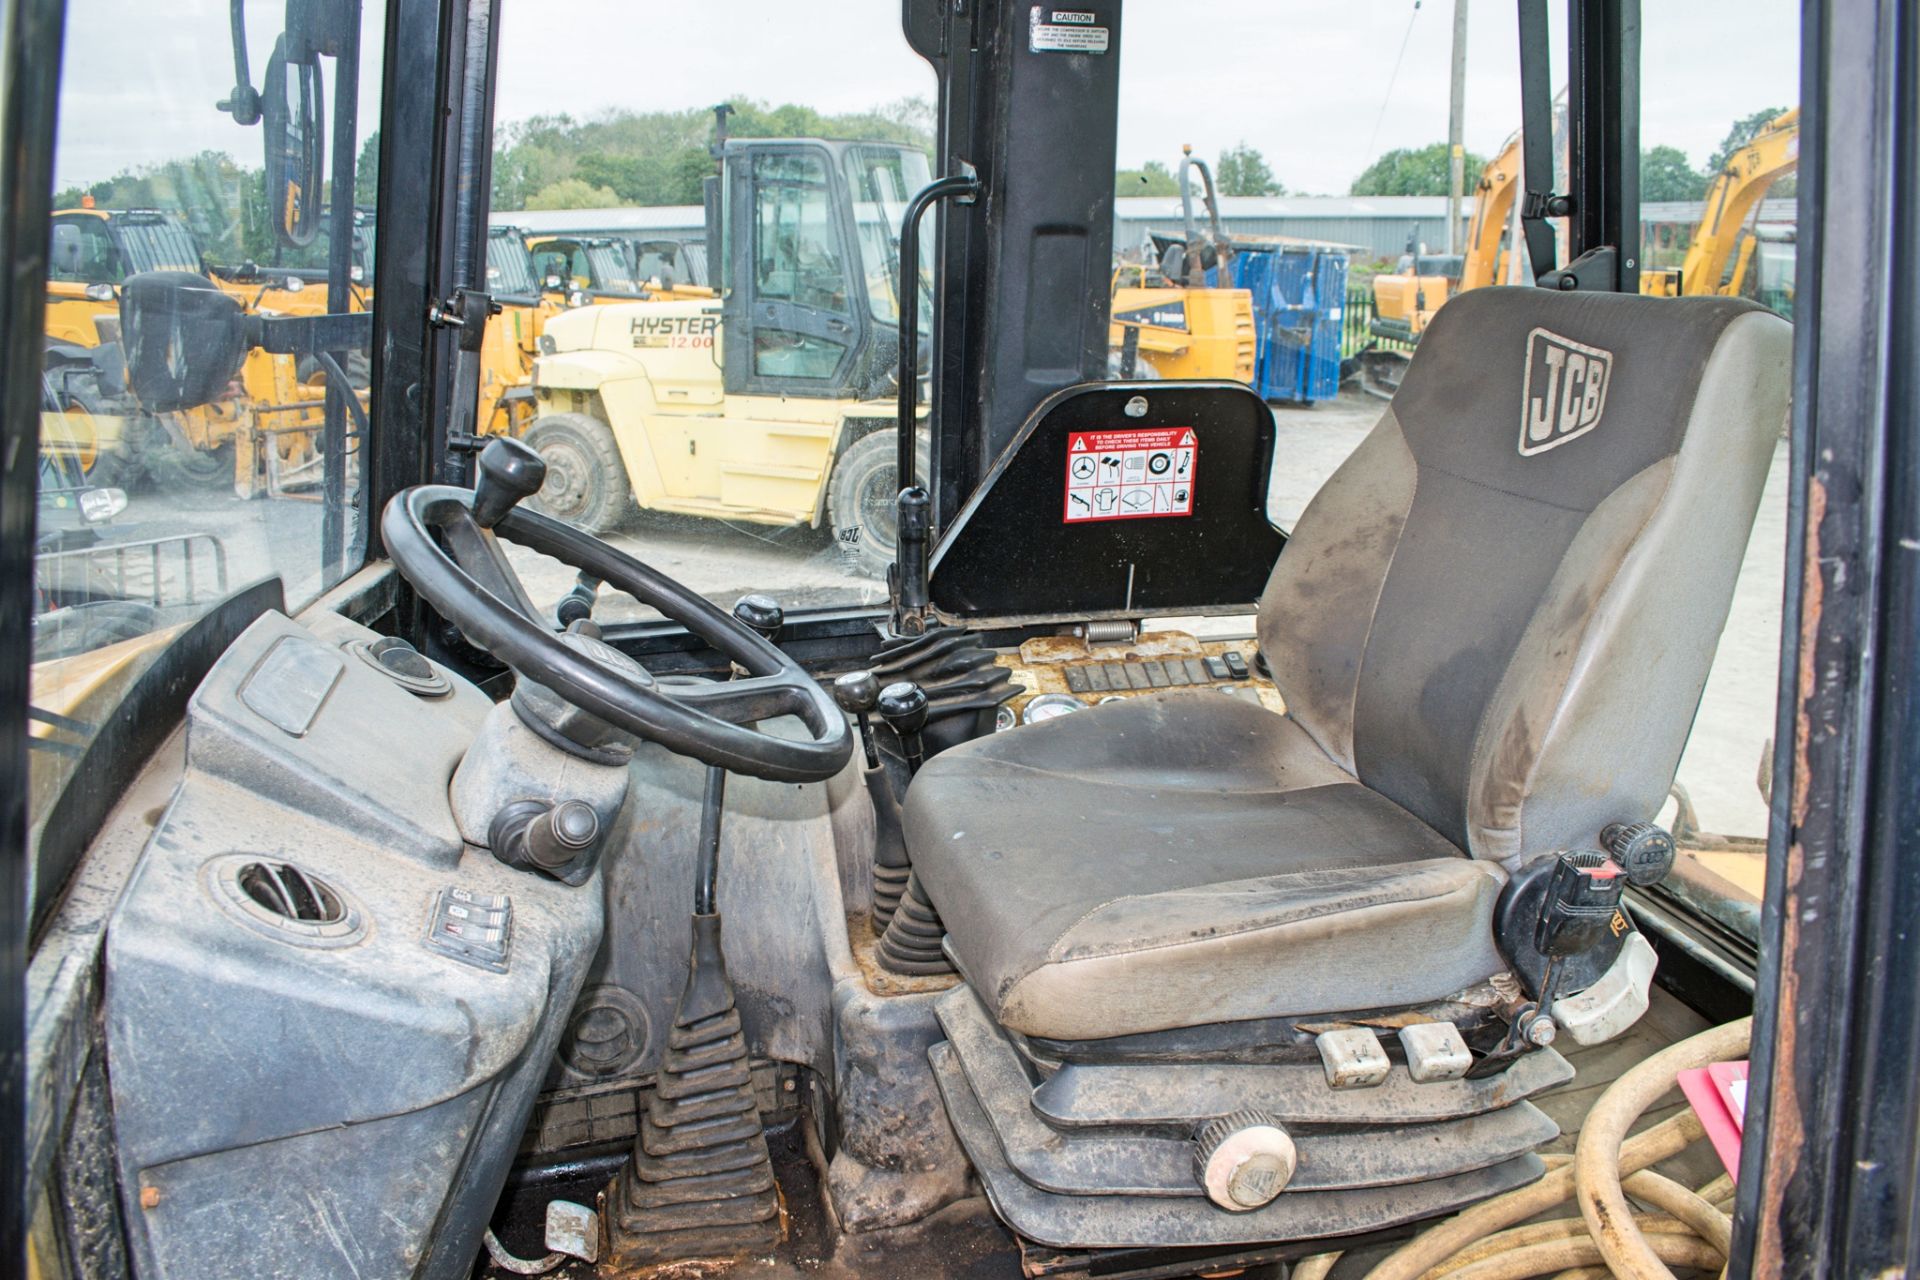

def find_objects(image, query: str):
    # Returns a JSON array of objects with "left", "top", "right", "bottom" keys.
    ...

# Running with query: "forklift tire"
[
  {"left": 827, "top": 429, "right": 899, "bottom": 579},
  {"left": 523, "top": 412, "right": 633, "bottom": 533}
]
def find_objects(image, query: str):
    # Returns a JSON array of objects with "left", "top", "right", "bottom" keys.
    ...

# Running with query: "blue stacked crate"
[{"left": 1210, "top": 243, "right": 1350, "bottom": 404}]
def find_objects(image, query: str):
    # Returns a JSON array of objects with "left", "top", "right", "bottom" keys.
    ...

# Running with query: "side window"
[
  {"left": 753, "top": 154, "right": 848, "bottom": 314},
  {"left": 751, "top": 152, "right": 851, "bottom": 378},
  {"left": 48, "top": 218, "right": 119, "bottom": 283}
]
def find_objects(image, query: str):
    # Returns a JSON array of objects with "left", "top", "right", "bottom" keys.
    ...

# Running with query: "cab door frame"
[{"left": 721, "top": 140, "right": 869, "bottom": 400}]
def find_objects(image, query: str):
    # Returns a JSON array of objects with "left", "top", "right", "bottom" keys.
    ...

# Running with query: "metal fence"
[{"left": 1340, "top": 284, "right": 1416, "bottom": 361}]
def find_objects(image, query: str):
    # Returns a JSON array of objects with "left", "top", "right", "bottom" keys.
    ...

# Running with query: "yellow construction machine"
[
  {"left": 1107, "top": 147, "right": 1256, "bottom": 382},
  {"left": 1370, "top": 132, "right": 1523, "bottom": 342},
  {"left": 1640, "top": 108, "right": 1798, "bottom": 299},
  {"left": 522, "top": 135, "right": 933, "bottom": 575},
  {"left": 44, "top": 205, "right": 338, "bottom": 494}
]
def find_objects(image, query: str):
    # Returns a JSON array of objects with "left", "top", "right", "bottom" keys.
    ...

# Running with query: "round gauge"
[
  {"left": 994, "top": 704, "right": 1019, "bottom": 733},
  {"left": 1022, "top": 693, "right": 1089, "bottom": 725}
]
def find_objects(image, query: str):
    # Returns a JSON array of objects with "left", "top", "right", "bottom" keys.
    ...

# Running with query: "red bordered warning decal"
[{"left": 1064, "top": 427, "right": 1196, "bottom": 523}]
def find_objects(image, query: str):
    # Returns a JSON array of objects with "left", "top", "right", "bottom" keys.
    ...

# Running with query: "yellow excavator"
[
  {"left": 1640, "top": 108, "right": 1798, "bottom": 299},
  {"left": 1107, "top": 147, "right": 1256, "bottom": 382},
  {"left": 1370, "top": 132, "right": 1523, "bottom": 343},
  {"left": 43, "top": 205, "right": 335, "bottom": 494}
]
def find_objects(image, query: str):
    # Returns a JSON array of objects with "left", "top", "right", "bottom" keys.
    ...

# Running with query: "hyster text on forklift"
[{"left": 4, "top": 1, "right": 1915, "bottom": 1279}]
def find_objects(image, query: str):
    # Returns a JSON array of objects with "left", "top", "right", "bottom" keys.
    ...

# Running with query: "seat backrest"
[{"left": 1258, "top": 287, "right": 1790, "bottom": 861}]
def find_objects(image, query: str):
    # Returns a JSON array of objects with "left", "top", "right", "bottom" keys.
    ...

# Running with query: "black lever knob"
[
  {"left": 472, "top": 436, "right": 546, "bottom": 529},
  {"left": 834, "top": 670, "right": 882, "bottom": 767},
  {"left": 877, "top": 680, "right": 930, "bottom": 773},
  {"left": 732, "top": 593, "right": 784, "bottom": 642}
]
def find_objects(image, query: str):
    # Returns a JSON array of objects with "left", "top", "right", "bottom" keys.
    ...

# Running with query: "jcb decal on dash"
[
  {"left": 630, "top": 314, "right": 719, "bottom": 349},
  {"left": 1519, "top": 327, "right": 1613, "bottom": 456},
  {"left": 1065, "top": 427, "right": 1195, "bottom": 524}
]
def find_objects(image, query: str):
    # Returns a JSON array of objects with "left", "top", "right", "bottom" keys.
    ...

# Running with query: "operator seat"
[{"left": 904, "top": 287, "right": 1790, "bottom": 1042}]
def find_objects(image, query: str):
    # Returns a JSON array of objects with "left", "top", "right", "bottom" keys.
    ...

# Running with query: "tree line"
[{"left": 1112, "top": 108, "right": 1794, "bottom": 203}]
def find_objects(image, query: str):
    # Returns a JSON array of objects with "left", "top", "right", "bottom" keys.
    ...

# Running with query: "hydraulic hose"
[
  {"left": 1332, "top": 1014, "right": 1752, "bottom": 1280},
  {"left": 1572, "top": 1018, "right": 1751, "bottom": 1278}
]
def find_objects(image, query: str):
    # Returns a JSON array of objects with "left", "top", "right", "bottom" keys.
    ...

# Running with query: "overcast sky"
[{"left": 54, "top": 0, "right": 1799, "bottom": 198}]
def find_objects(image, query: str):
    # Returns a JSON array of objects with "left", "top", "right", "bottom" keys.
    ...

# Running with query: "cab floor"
[{"left": 481, "top": 986, "right": 1718, "bottom": 1280}]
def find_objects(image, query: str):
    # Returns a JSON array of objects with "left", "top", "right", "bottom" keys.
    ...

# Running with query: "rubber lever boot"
[
  {"left": 471, "top": 435, "right": 546, "bottom": 529},
  {"left": 606, "top": 913, "right": 779, "bottom": 1264},
  {"left": 874, "top": 681, "right": 953, "bottom": 973},
  {"left": 836, "top": 671, "right": 910, "bottom": 931}
]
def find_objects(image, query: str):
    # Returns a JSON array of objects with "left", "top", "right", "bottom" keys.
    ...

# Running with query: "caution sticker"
[
  {"left": 1064, "top": 428, "right": 1196, "bottom": 523},
  {"left": 1030, "top": 6, "right": 1110, "bottom": 53}
]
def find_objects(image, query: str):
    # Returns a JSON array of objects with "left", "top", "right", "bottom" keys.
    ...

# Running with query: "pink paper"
[{"left": 1677, "top": 1060, "right": 1749, "bottom": 1182}]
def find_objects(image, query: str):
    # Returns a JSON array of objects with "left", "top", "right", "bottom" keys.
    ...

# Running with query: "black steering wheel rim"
[{"left": 382, "top": 484, "right": 852, "bottom": 783}]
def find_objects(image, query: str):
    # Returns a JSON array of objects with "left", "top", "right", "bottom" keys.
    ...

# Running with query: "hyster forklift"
[
  {"left": 521, "top": 130, "right": 934, "bottom": 575},
  {"left": 8, "top": 2, "right": 1917, "bottom": 1280}
]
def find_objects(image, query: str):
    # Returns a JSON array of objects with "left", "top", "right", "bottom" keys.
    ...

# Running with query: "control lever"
[
  {"left": 555, "top": 572, "right": 602, "bottom": 629},
  {"left": 877, "top": 680, "right": 930, "bottom": 775},
  {"left": 730, "top": 594, "right": 782, "bottom": 678},
  {"left": 606, "top": 595, "right": 785, "bottom": 1260},
  {"left": 833, "top": 670, "right": 881, "bottom": 770},
  {"left": 837, "top": 671, "right": 912, "bottom": 929},
  {"left": 872, "top": 680, "right": 953, "bottom": 972},
  {"left": 471, "top": 436, "right": 546, "bottom": 529},
  {"left": 1502, "top": 851, "right": 1626, "bottom": 1051},
  {"left": 488, "top": 798, "right": 602, "bottom": 886}
]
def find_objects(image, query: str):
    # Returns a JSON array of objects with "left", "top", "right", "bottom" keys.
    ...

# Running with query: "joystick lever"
[
  {"left": 833, "top": 670, "right": 882, "bottom": 769},
  {"left": 878, "top": 680, "right": 930, "bottom": 776},
  {"left": 471, "top": 436, "right": 546, "bottom": 529}
]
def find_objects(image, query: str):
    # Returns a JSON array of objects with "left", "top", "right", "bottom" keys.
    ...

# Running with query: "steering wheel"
[{"left": 382, "top": 438, "right": 853, "bottom": 783}]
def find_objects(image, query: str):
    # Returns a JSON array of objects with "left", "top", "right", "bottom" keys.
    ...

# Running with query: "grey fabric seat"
[{"left": 906, "top": 287, "right": 1792, "bottom": 1041}]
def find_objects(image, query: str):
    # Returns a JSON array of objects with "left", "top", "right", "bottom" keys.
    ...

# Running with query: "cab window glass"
[
  {"left": 753, "top": 153, "right": 850, "bottom": 313},
  {"left": 31, "top": 0, "right": 385, "bottom": 879}
]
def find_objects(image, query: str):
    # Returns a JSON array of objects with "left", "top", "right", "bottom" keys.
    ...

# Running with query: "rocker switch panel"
[{"left": 425, "top": 885, "right": 514, "bottom": 973}]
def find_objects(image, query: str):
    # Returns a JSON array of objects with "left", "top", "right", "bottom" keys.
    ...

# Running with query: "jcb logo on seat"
[{"left": 1519, "top": 328, "right": 1613, "bottom": 455}]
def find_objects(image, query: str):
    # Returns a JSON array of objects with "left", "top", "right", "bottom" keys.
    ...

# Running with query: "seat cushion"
[{"left": 904, "top": 693, "right": 1508, "bottom": 1040}]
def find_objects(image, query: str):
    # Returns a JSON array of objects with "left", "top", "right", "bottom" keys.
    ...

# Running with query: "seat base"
[{"left": 929, "top": 986, "right": 1564, "bottom": 1250}]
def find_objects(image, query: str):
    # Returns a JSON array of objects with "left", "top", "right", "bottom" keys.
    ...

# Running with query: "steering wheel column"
[{"left": 385, "top": 439, "right": 852, "bottom": 1266}]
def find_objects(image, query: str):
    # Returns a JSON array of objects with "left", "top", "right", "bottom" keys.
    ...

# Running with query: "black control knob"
[
  {"left": 834, "top": 670, "right": 882, "bottom": 768},
  {"left": 525, "top": 800, "right": 601, "bottom": 870},
  {"left": 472, "top": 436, "right": 546, "bottom": 529},
  {"left": 878, "top": 680, "right": 930, "bottom": 773},
  {"left": 1601, "top": 821, "right": 1677, "bottom": 888},
  {"left": 732, "top": 594, "right": 784, "bottom": 642}
]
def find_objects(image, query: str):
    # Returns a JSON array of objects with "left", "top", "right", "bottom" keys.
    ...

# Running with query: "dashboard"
[{"left": 102, "top": 610, "right": 605, "bottom": 1280}]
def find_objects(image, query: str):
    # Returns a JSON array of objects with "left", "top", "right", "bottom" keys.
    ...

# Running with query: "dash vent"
[{"left": 204, "top": 855, "right": 366, "bottom": 946}]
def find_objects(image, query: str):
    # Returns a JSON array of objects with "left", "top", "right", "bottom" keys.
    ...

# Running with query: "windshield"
[
  {"left": 584, "top": 243, "right": 640, "bottom": 293},
  {"left": 28, "top": 0, "right": 387, "bottom": 907},
  {"left": 115, "top": 215, "right": 204, "bottom": 273},
  {"left": 488, "top": 231, "right": 540, "bottom": 295},
  {"left": 845, "top": 145, "right": 933, "bottom": 326}
]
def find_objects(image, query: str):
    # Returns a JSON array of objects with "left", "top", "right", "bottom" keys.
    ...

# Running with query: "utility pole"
[{"left": 1447, "top": 0, "right": 1469, "bottom": 254}]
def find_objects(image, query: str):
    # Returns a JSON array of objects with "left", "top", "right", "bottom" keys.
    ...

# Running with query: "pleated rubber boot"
[
  {"left": 605, "top": 912, "right": 780, "bottom": 1265},
  {"left": 877, "top": 872, "right": 955, "bottom": 975},
  {"left": 866, "top": 764, "right": 912, "bottom": 932}
]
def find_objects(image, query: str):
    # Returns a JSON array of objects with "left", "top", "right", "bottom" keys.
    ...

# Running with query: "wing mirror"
[
  {"left": 118, "top": 271, "right": 249, "bottom": 413},
  {"left": 262, "top": 33, "right": 326, "bottom": 250}
]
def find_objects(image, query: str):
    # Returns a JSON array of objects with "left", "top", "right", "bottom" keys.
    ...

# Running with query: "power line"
[{"left": 1364, "top": 1, "right": 1425, "bottom": 168}]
